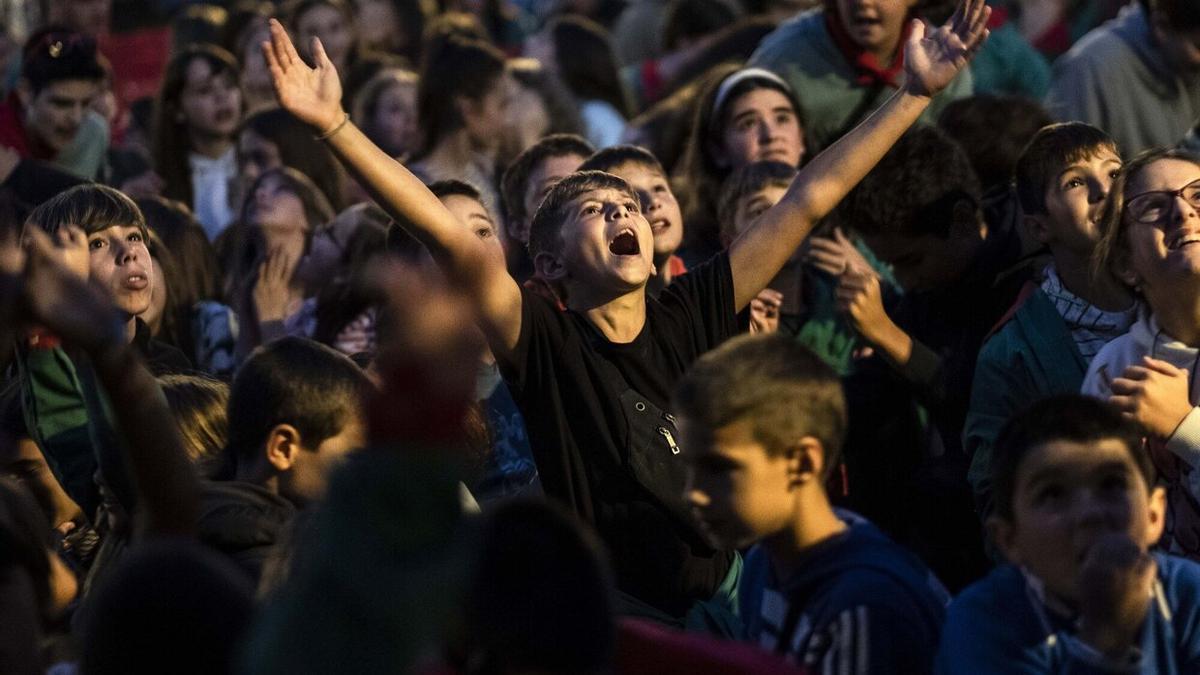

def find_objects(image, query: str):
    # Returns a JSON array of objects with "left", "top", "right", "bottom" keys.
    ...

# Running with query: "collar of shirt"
[{"left": 823, "top": 6, "right": 914, "bottom": 89}]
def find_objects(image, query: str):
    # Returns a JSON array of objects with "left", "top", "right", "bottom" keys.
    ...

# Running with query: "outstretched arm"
[
  {"left": 262, "top": 20, "right": 523, "bottom": 359},
  {"left": 727, "top": 0, "right": 989, "bottom": 310}
]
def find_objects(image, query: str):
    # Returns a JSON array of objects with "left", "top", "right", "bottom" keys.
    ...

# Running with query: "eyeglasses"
[{"left": 1126, "top": 178, "right": 1200, "bottom": 225}]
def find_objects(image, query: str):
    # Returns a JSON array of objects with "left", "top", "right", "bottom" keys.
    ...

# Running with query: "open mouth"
[
  {"left": 124, "top": 273, "right": 149, "bottom": 291},
  {"left": 1168, "top": 232, "right": 1200, "bottom": 251},
  {"left": 609, "top": 228, "right": 640, "bottom": 256},
  {"left": 649, "top": 219, "right": 670, "bottom": 234},
  {"left": 851, "top": 14, "right": 882, "bottom": 27}
]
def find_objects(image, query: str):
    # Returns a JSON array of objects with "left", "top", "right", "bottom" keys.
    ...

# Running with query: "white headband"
[{"left": 711, "top": 67, "right": 793, "bottom": 119}]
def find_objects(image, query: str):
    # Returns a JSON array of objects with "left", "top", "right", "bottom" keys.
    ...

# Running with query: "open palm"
[
  {"left": 262, "top": 18, "right": 344, "bottom": 134},
  {"left": 903, "top": 0, "right": 990, "bottom": 97}
]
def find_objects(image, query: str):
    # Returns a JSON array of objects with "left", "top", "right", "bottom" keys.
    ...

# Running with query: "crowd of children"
[{"left": 1, "top": 0, "right": 1200, "bottom": 671}]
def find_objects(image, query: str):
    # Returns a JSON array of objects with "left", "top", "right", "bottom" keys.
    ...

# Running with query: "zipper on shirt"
[{"left": 658, "top": 426, "right": 680, "bottom": 454}]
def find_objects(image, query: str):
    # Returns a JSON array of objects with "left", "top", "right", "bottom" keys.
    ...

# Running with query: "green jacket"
[
  {"left": 963, "top": 284, "right": 1086, "bottom": 520},
  {"left": 749, "top": 8, "right": 973, "bottom": 153}
]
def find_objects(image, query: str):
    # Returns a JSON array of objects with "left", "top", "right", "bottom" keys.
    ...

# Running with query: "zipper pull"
[
  {"left": 662, "top": 412, "right": 676, "bottom": 426},
  {"left": 658, "top": 426, "right": 681, "bottom": 455}
]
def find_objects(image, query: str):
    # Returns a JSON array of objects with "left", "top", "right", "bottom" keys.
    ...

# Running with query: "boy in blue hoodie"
[
  {"left": 674, "top": 333, "right": 949, "bottom": 674},
  {"left": 937, "top": 395, "right": 1200, "bottom": 673}
]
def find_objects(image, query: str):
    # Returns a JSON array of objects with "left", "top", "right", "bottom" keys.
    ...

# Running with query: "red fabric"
[
  {"left": 824, "top": 6, "right": 914, "bottom": 88},
  {"left": 640, "top": 59, "right": 665, "bottom": 106},
  {"left": 0, "top": 93, "right": 35, "bottom": 158},
  {"left": 617, "top": 618, "right": 809, "bottom": 675},
  {"left": 1031, "top": 21, "right": 1071, "bottom": 57},
  {"left": 367, "top": 361, "right": 472, "bottom": 447},
  {"left": 667, "top": 254, "right": 687, "bottom": 278},
  {"left": 97, "top": 27, "right": 171, "bottom": 142}
]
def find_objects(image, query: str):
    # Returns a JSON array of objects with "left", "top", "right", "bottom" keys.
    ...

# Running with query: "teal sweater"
[
  {"left": 749, "top": 8, "right": 973, "bottom": 153},
  {"left": 963, "top": 284, "right": 1087, "bottom": 520}
]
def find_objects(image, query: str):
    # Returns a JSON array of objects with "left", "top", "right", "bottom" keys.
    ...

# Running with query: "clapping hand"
[{"left": 902, "top": 0, "right": 990, "bottom": 98}]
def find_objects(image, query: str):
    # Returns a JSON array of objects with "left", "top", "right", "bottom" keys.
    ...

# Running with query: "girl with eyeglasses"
[{"left": 1083, "top": 148, "right": 1200, "bottom": 559}]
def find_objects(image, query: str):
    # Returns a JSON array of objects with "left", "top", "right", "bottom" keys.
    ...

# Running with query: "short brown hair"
[
  {"left": 25, "top": 184, "right": 148, "bottom": 238},
  {"left": 672, "top": 333, "right": 847, "bottom": 480},
  {"left": 1015, "top": 122, "right": 1118, "bottom": 215},
  {"left": 527, "top": 170, "right": 637, "bottom": 261},
  {"left": 1092, "top": 147, "right": 1200, "bottom": 282},
  {"left": 716, "top": 161, "right": 796, "bottom": 245},
  {"left": 501, "top": 134, "right": 594, "bottom": 231}
]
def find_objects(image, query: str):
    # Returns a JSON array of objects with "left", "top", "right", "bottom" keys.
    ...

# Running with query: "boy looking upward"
[
  {"left": 675, "top": 333, "right": 949, "bottom": 673},
  {"left": 938, "top": 395, "right": 1200, "bottom": 673},
  {"left": 577, "top": 145, "right": 687, "bottom": 296},
  {"left": 965, "top": 123, "right": 1136, "bottom": 520},
  {"left": 262, "top": 0, "right": 989, "bottom": 620}
]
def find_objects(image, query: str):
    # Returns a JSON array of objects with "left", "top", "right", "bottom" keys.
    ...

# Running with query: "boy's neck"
[
  {"left": 189, "top": 131, "right": 231, "bottom": 160},
  {"left": 763, "top": 490, "right": 848, "bottom": 581},
  {"left": 1050, "top": 250, "right": 1134, "bottom": 313},
  {"left": 572, "top": 286, "right": 648, "bottom": 343}
]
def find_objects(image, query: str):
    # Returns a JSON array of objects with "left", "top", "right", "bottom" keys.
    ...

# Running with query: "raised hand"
[
  {"left": 23, "top": 227, "right": 126, "bottom": 354},
  {"left": 903, "top": 0, "right": 990, "bottom": 98},
  {"left": 749, "top": 288, "right": 782, "bottom": 335},
  {"left": 262, "top": 18, "right": 344, "bottom": 134},
  {"left": 805, "top": 227, "right": 879, "bottom": 279}
]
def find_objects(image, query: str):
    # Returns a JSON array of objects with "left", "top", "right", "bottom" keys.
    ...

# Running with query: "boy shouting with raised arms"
[{"left": 262, "top": 3, "right": 989, "bottom": 623}]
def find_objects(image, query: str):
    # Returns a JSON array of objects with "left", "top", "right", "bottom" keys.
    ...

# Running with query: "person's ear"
[
  {"left": 986, "top": 516, "right": 1018, "bottom": 565},
  {"left": 786, "top": 436, "right": 824, "bottom": 488},
  {"left": 265, "top": 423, "right": 303, "bottom": 472},
  {"left": 533, "top": 249, "right": 568, "bottom": 282},
  {"left": 1147, "top": 485, "right": 1167, "bottom": 544},
  {"left": 1024, "top": 213, "right": 1053, "bottom": 245}
]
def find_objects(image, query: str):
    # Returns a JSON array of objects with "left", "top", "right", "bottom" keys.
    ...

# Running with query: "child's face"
[
  {"left": 23, "top": 78, "right": 98, "bottom": 155},
  {"left": 1033, "top": 148, "right": 1121, "bottom": 255},
  {"left": 142, "top": 253, "right": 168, "bottom": 333},
  {"left": 237, "top": 128, "right": 282, "bottom": 186},
  {"left": 504, "top": 79, "right": 551, "bottom": 156},
  {"left": 283, "top": 411, "right": 366, "bottom": 505},
  {"left": 863, "top": 227, "right": 979, "bottom": 292},
  {"left": 556, "top": 187, "right": 654, "bottom": 291},
  {"left": 515, "top": 153, "right": 585, "bottom": 245},
  {"left": 86, "top": 225, "right": 153, "bottom": 317},
  {"left": 606, "top": 162, "right": 683, "bottom": 260},
  {"left": 682, "top": 417, "right": 802, "bottom": 549},
  {"left": 296, "top": 4, "right": 354, "bottom": 70},
  {"left": 442, "top": 193, "right": 506, "bottom": 268},
  {"left": 834, "top": 0, "right": 918, "bottom": 57},
  {"left": 250, "top": 174, "right": 309, "bottom": 260},
  {"left": 462, "top": 75, "right": 513, "bottom": 152},
  {"left": 731, "top": 184, "right": 789, "bottom": 242},
  {"left": 373, "top": 81, "right": 417, "bottom": 157},
  {"left": 719, "top": 88, "right": 805, "bottom": 170},
  {"left": 1120, "top": 158, "right": 1200, "bottom": 294},
  {"left": 991, "top": 438, "right": 1165, "bottom": 605},
  {"left": 179, "top": 58, "right": 240, "bottom": 141}
]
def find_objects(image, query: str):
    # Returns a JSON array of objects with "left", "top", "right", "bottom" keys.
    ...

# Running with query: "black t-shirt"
[{"left": 500, "top": 253, "right": 737, "bottom": 617}]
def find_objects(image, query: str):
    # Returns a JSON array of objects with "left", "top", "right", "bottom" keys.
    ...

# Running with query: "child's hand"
[
  {"left": 23, "top": 228, "right": 125, "bottom": 353},
  {"left": 902, "top": 0, "right": 990, "bottom": 98},
  {"left": 252, "top": 245, "right": 297, "bottom": 323},
  {"left": 1109, "top": 357, "right": 1194, "bottom": 438},
  {"left": 805, "top": 228, "right": 878, "bottom": 279},
  {"left": 262, "top": 18, "right": 345, "bottom": 136},
  {"left": 332, "top": 311, "right": 375, "bottom": 355},
  {"left": 836, "top": 268, "right": 894, "bottom": 346},
  {"left": 1077, "top": 533, "right": 1156, "bottom": 659},
  {"left": 749, "top": 288, "right": 783, "bottom": 334}
]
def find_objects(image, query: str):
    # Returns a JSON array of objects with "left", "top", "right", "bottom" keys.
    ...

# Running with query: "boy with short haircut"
[
  {"left": 1, "top": 28, "right": 108, "bottom": 178},
  {"left": 199, "top": 336, "right": 370, "bottom": 582},
  {"left": 264, "top": 0, "right": 988, "bottom": 621},
  {"left": 19, "top": 185, "right": 189, "bottom": 523},
  {"left": 937, "top": 395, "right": 1200, "bottom": 673},
  {"left": 965, "top": 122, "right": 1136, "bottom": 520},
  {"left": 577, "top": 144, "right": 687, "bottom": 296},
  {"left": 674, "top": 333, "right": 948, "bottom": 674},
  {"left": 500, "top": 133, "right": 594, "bottom": 255}
]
